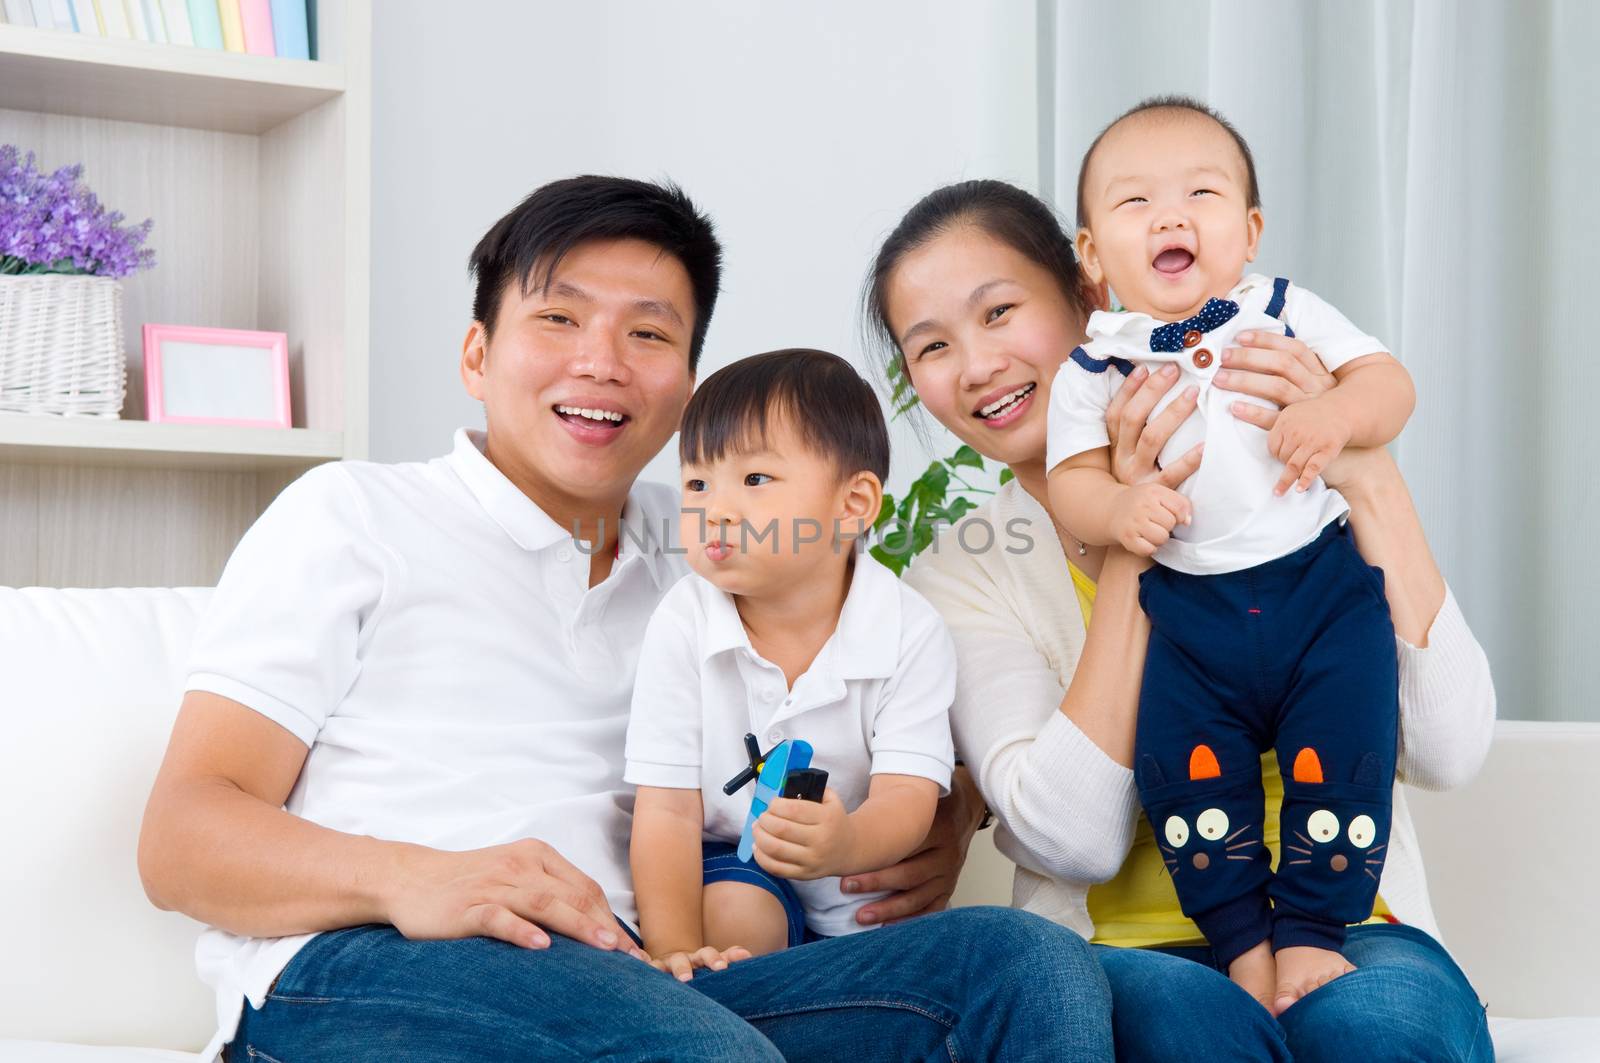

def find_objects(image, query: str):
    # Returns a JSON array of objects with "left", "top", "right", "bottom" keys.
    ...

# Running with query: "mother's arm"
[
  {"left": 874, "top": 371, "right": 1200, "bottom": 892},
  {"left": 1222, "top": 331, "right": 1497, "bottom": 790},
  {"left": 1329, "top": 448, "right": 1496, "bottom": 789},
  {"left": 895, "top": 539, "right": 1151, "bottom": 887}
]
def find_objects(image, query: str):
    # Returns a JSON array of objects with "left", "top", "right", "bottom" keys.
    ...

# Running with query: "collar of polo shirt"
[
  {"left": 446, "top": 429, "right": 672, "bottom": 587},
  {"left": 1088, "top": 272, "right": 1275, "bottom": 343},
  {"left": 697, "top": 552, "right": 904, "bottom": 680}
]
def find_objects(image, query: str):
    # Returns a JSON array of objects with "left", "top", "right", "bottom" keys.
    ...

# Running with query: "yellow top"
[{"left": 1064, "top": 561, "right": 1392, "bottom": 948}]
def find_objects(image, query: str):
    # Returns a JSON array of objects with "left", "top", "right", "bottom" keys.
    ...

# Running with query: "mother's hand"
[
  {"left": 1215, "top": 330, "right": 1335, "bottom": 433},
  {"left": 1105, "top": 364, "right": 1204, "bottom": 488}
]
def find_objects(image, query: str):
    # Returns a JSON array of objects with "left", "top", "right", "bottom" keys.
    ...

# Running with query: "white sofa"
[{"left": 2, "top": 586, "right": 1596, "bottom": 1060}]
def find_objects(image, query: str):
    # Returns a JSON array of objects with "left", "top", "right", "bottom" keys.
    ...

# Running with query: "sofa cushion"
[
  {"left": 0, "top": 589, "right": 215, "bottom": 1051},
  {"left": 1407, "top": 721, "right": 1600, "bottom": 1020}
]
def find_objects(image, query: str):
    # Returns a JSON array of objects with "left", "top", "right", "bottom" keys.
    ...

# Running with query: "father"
[{"left": 138, "top": 177, "right": 1112, "bottom": 1061}]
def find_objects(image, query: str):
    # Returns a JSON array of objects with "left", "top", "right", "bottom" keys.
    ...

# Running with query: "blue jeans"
[
  {"left": 231, "top": 906, "right": 1112, "bottom": 1061},
  {"left": 1095, "top": 923, "right": 1493, "bottom": 1061}
]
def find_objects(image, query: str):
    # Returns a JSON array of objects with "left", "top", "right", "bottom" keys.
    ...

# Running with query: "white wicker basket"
[{"left": 0, "top": 273, "right": 127, "bottom": 418}]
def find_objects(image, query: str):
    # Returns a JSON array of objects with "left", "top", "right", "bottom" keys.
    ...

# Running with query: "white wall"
[{"left": 370, "top": 0, "right": 1042, "bottom": 497}]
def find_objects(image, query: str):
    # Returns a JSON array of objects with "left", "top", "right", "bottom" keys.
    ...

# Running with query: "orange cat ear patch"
[
  {"left": 1292, "top": 747, "right": 1325, "bottom": 784},
  {"left": 1189, "top": 744, "right": 1221, "bottom": 780}
]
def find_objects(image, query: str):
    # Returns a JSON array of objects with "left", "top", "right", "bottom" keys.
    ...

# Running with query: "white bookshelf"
[
  {"left": 0, "top": 2, "right": 371, "bottom": 587},
  {"left": 0, "top": 23, "right": 345, "bottom": 133},
  {"left": 0, "top": 414, "right": 344, "bottom": 469}
]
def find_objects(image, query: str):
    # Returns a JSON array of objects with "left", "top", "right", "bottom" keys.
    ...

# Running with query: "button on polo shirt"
[
  {"left": 624, "top": 554, "right": 956, "bottom": 937},
  {"left": 184, "top": 428, "right": 687, "bottom": 1058}
]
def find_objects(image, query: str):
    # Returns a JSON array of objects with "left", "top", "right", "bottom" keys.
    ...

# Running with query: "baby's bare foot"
[
  {"left": 1273, "top": 945, "right": 1356, "bottom": 1015},
  {"left": 1227, "top": 940, "right": 1276, "bottom": 1011}
]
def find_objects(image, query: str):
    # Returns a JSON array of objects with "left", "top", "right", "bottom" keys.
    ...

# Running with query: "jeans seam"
[
  {"left": 246, "top": 1047, "right": 287, "bottom": 1063},
  {"left": 1465, "top": 1002, "right": 1487, "bottom": 1059},
  {"left": 743, "top": 997, "right": 957, "bottom": 1029},
  {"left": 264, "top": 993, "right": 340, "bottom": 1004}
]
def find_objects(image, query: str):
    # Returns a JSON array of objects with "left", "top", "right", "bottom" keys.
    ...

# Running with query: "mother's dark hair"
[{"left": 862, "top": 180, "right": 1096, "bottom": 379}]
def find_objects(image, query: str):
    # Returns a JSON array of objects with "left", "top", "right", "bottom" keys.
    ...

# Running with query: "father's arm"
[
  {"left": 138, "top": 692, "right": 633, "bottom": 954},
  {"left": 137, "top": 463, "right": 636, "bottom": 957}
]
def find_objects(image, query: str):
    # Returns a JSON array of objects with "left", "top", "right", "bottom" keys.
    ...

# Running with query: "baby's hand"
[
  {"left": 1108, "top": 482, "right": 1192, "bottom": 557},
  {"left": 650, "top": 945, "right": 752, "bottom": 982},
  {"left": 1268, "top": 397, "right": 1353, "bottom": 495},
  {"left": 753, "top": 789, "right": 854, "bottom": 880}
]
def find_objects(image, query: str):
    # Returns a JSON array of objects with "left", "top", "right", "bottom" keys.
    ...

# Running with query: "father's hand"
[
  {"left": 839, "top": 767, "right": 984, "bottom": 926},
  {"left": 385, "top": 838, "right": 646, "bottom": 959}
]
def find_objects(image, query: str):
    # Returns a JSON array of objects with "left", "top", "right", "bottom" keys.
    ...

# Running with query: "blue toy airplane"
[{"left": 723, "top": 733, "right": 828, "bottom": 863}]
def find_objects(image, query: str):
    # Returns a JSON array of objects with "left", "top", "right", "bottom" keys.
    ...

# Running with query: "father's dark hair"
[
  {"left": 679, "top": 349, "right": 890, "bottom": 484},
  {"left": 1075, "top": 94, "right": 1261, "bottom": 230},
  {"left": 468, "top": 176, "right": 722, "bottom": 370},
  {"left": 863, "top": 179, "right": 1096, "bottom": 378}
]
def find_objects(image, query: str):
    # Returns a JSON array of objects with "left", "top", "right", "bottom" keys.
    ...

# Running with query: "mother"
[{"left": 860, "top": 180, "right": 1495, "bottom": 1062}]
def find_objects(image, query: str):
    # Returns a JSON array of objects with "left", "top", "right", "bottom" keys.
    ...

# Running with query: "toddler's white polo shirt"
[
  {"left": 1046, "top": 274, "right": 1385, "bottom": 575},
  {"left": 184, "top": 428, "right": 686, "bottom": 1059},
  {"left": 623, "top": 553, "right": 956, "bottom": 937}
]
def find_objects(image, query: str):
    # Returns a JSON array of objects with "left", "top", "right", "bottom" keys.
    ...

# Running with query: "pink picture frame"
[{"left": 142, "top": 324, "right": 292, "bottom": 429}]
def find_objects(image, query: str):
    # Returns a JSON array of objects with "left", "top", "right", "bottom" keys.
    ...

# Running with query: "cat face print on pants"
[
  {"left": 1282, "top": 747, "right": 1388, "bottom": 883},
  {"left": 1154, "top": 744, "right": 1263, "bottom": 877}
]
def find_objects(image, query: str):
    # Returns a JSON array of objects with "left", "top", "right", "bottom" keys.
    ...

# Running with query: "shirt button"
[
  {"left": 761, "top": 687, "right": 778, "bottom": 703},
  {"left": 767, "top": 730, "right": 783, "bottom": 743},
  {"left": 1192, "top": 348, "right": 1213, "bottom": 369},
  {"left": 1182, "top": 329, "right": 1203, "bottom": 348},
  {"left": 556, "top": 547, "right": 574, "bottom": 563}
]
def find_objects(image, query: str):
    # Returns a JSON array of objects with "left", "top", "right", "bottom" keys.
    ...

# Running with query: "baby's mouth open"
[{"left": 1153, "top": 248, "right": 1195, "bottom": 275}]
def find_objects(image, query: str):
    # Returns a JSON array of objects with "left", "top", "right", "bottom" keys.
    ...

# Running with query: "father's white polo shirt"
[
  {"left": 184, "top": 428, "right": 686, "bottom": 1058},
  {"left": 623, "top": 554, "right": 956, "bottom": 937}
]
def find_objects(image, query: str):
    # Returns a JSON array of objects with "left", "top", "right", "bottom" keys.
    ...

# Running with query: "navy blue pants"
[{"left": 1135, "top": 520, "right": 1398, "bottom": 968}]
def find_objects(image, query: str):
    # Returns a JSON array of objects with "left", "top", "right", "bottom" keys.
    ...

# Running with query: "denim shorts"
[{"left": 701, "top": 839, "right": 811, "bottom": 948}]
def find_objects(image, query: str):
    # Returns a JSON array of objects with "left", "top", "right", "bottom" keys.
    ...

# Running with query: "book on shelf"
[
  {"left": 157, "top": 0, "right": 189, "bottom": 42},
  {"left": 97, "top": 0, "right": 131, "bottom": 36},
  {"left": 216, "top": 0, "right": 243, "bottom": 52},
  {"left": 124, "top": 0, "right": 149, "bottom": 40},
  {"left": 69, "top": 0, "right": 98, "bottom": 33},
  {"left": 185, "top": 0, "right": 220, "bottom": 47},
  {"left": 2, "top": 0, "right": 35, "bottom": 27},
  {"left": 2, "top": 0, "right": 318, "bottom": 61},
  {"left": 238, "top": 0, "right": 272, "bottom": 55},
  {"left": 269, "top": 0, "right": 306, "bottom": 59},
  {"left": 141, "top": 0, "right": 166, "bottom": 42}
]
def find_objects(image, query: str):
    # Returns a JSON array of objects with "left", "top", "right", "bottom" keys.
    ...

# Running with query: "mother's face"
[{"left": 884, "top": 227, "right": 1091, "bottom": 470}]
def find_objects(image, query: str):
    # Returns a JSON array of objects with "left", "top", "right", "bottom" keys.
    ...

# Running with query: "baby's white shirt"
[
  {"left": 1046, "top": 273, "right": 1386, "bottom": 575},
  {"left": 624, "top": 553, "right": 956, "bottom": 937}
]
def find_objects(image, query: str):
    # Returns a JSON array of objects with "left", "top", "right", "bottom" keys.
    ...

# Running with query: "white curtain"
[{"left": 1049, "top": 0, "right": 1599, "bottom": 721}]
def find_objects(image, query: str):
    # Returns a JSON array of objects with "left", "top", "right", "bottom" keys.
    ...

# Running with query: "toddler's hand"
[
  {"left": 650, "top": 945, "right": 752, "bottom": 982},
  {"left": 753, "top": 789, "right": 854, "bottom": 880},
  {"left": 1269, "top": 398, "right": 1352, "bottom": 495},
  {"left": 1108, "top": 482, "right": 1192, "bottom": 557}
]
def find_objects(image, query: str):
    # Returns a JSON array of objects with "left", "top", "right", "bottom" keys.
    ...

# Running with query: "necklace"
[{"left": 1055, "top": 522, "right": 1088, "bottom": 557}]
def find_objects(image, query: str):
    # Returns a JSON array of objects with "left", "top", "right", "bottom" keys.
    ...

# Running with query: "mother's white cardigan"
[{"left": 904, "top": 480, "right": 1496, "bottom": 944}]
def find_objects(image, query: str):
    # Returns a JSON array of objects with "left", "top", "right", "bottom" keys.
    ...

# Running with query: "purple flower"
[{"left": 0, "top": 145, "right": 155, "bottom": 279}]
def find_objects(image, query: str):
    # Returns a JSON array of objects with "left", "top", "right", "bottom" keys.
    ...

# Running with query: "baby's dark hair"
[
  {"left": 1075, "top": 95, "right": 1261, "bottom": 230},
  {"left": 679, "top": 349, "right": 890, "bottom": 484}
]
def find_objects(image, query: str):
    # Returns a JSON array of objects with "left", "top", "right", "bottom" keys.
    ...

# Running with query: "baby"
[
  {"left": 1047, "top": 97, "right": 1413, "bottom": 1010},
  {"left": 624, "top": 348, "right": 956, "bottom": 980}
]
